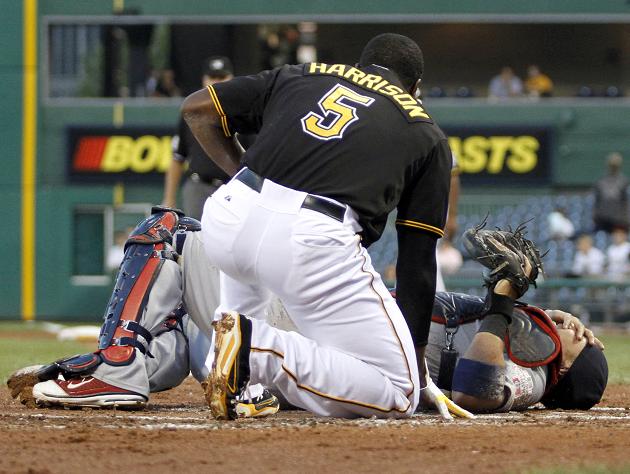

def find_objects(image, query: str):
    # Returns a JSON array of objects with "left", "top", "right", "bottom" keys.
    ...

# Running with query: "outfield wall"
[
  {"left": 5, "top": 99, "right": 624, "bottom": 321},
  {"left": 4, "top": 1, "right": 630, "bottom": 320}
]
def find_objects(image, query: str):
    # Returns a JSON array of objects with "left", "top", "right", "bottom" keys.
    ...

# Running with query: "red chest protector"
[
  {"left": 431, "top": 292, "right": 563, "bottom": 389},
  {"left": 507, "top": 304, "right": 563, "bottom": 389}
]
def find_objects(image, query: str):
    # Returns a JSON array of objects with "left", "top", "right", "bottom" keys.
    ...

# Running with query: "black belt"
[{"left": 234, "top": 168, "right": 346, "bottom": 223}]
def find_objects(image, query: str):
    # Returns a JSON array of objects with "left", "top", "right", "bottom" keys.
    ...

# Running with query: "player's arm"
[
  {"left": 395, "top": 138, "right": 452, "bottom": 351},
  {"left": 162, "top": 159, "right": 185, "bottom": 208},
  {"left": 162, "top": 118, "right": 188, "bottom": 208},
  {"left": 444, "top": 169, "right": 460, "bottom": 240},
  {"left": 181, "top": 89, "right": 243, "bottom": 177},
  {"left": 182, "top": 69, "right": 278, "bottom": 177},
  {"left": 450, "top": 279, "right": 520, "bottom": 412},
  {"left": 396, "top": 139, "right": 474, "bottom": 419}
]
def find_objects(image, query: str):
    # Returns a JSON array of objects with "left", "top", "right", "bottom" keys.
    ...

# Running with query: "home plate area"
[{"left": 2, "top": 381, "right": 630, "bottom": 474}]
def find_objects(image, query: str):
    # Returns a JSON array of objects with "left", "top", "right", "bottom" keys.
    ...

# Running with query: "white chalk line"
[{"left": 2, "top": 408, "right": 630, "bottom": 431}]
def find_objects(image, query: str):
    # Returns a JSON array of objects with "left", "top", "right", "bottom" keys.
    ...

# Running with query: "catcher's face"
[{"left": 557, "top": 326, "right": 588, "bottom": 373}]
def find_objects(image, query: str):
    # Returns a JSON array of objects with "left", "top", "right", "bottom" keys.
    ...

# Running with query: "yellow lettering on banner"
[
  {"left": 487, "top": 136, "right": 512, "bottom": 174},
  {"left": 327, "top": 64, "right": 346, "bottom": 76},
  {"left": 461, "top": 136, "right": 488, "bottom": 173},
  {"left": 309, "top": 63, "right": 328, "bottom": 74},
  {"left": 508, "top": 136, "right": 539, "bottom": 173},
  {"left": 158, "top": 136, "right": 173, "bottom": 172},
  {"left": 343, "top": 67, "right": 366, "bottom": 83},
  {"left": 130, "top": 136, "right": 160, "bottom": 173},
  {"left": 449, "top": 134, "right": 540, "bottom": 175},
  {"left": 102, "top": 136, "right": 132, "bottom": 172}
]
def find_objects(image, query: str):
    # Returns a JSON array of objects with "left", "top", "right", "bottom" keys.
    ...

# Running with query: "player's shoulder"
[
  {"left": 275, "top": 63, "right": 311, "bottom": 80},
  {"left": 409, "top": 113, "right": 448, "bottom": 147}
]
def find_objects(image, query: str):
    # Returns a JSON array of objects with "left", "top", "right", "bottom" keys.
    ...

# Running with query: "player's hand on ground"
[{"left": 545, "top": 309, "right": 605, "bottom": 350}]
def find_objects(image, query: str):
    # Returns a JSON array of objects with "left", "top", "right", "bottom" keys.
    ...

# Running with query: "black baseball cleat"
[
  {"left": 206, "top": 311, "right": 267, "bottom": 420},
  {"left": 234, "top": 388, "right": 280, "bottom": 418}
]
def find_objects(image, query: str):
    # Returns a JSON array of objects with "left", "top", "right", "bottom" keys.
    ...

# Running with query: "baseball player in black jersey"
[{"left": 183, "top": 33, "right": 471, "bottom": 419}]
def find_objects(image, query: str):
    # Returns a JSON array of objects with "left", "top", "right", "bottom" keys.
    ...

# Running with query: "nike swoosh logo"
[{"left": 66, "top": 379, "right": 93, "bottom": 389}]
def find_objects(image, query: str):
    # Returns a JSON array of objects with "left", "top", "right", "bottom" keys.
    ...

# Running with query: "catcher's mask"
[{"left": 541, "top": 344, "right": 608, "bottom": 410}]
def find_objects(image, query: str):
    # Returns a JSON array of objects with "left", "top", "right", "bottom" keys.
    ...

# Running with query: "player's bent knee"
[{"left": 452, "top": 358, "right": 505, "bottom": 410}]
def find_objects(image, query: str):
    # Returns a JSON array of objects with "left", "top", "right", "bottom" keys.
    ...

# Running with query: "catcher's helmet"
[{"left": 541, "top": 344, "right": 608, "bottom": 410}]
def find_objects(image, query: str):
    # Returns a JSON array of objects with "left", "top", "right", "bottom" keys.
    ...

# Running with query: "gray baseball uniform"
[{"left": 426, "top": 315, "right": 548, "bottom": 412}]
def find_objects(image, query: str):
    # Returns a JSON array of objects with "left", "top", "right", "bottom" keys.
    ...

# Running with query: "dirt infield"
[{"left": 1, "top": 379, "right": 629, "bottom": 474}]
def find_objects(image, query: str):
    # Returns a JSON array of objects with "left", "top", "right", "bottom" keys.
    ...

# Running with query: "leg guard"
[
  {"left": 62, "top": 207, "right": 200, "bottom": 373},
  {"left": 145, "top": 305, "right": 194, "bottom": 392},
  {"left": 97, "top": 206, "right": 185, "bottom": 366},
  {"left": 16, "top": 305, "right": 192, "bottom": 396}
]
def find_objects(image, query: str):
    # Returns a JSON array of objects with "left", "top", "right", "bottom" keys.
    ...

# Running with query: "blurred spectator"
[
  {"left": 261, "top": 26, "right": 299, "bottom": 69},
  {"left": 606, "top": 228, "right": 630, "bottom": 280},
  {"left": 106, "top": 230, "right": 128, "bottom": 273},
  {"left": 383, "top": 264, "right": 396, "bottom": 288},
  {"left": 570, "top": 234, "right": 605, "bottom": 277},
  {"left": 162, "top": 57, "right": 234, "bottom": 219},
  {"left": 525, "top": 65, "right": 553, "bottom": 98},
  {"left": 151, "top": 69, "right": 181, "bottom": 98},
  {"left": 455, "top": 86, "right": 474, "bottom": 98},
  {"left": 437, "top": 239, "right": 463, "bottom": 276},
  {"left": 145, "top": 69, "right": 159, "bottom": 96},
  {"left": 577, "top": 85, "right": 595, "bottom": 98},
  {"left": 488, "top": 67, "right": 523, "bottom": 99},
  {"left": 436, "top": 154, "right": 461, "bottom": 291},
  {"left": 593, "top": 152, "right": 629, "bottom": 233},
  {"left": 548, "top": 207, "right": 575, "bottom": 241},
  {"left": 604, "top": 86, "right": 624, "bottom": 98},
  {"left": 427, "top": 86, "right": 447, "bottom": 98}
]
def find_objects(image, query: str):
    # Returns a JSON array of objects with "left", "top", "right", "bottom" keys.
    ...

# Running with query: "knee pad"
[{"left": 452, "top": 358, "right": 505, "bottom": 400}]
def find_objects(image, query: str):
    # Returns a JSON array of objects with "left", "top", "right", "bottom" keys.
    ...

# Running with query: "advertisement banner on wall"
[
  {"left": 67, "top": 126, "right": 175, "bottom": 183},
  {"left": 443, "top": 126, "right": 553, "bottom": 185},
  {"left": 67, "top": 125, "right": 553, "bottom": 185}
]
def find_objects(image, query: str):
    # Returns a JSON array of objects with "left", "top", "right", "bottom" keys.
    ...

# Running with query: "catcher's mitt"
[{"left": 462, "top": 219, "right": 544, "bottom": 298}]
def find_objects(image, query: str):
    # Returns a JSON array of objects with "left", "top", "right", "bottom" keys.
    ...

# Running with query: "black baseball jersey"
[
  {"left": 210, "top": 62, "right": 451, "bottom": 245},
  {"left": 175, "top": 117, "right": 230, "bottom": 183}
]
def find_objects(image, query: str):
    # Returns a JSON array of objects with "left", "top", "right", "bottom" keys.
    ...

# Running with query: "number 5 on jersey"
[{"left": 301, "top": 84, "right": 375, "bottom": 141}]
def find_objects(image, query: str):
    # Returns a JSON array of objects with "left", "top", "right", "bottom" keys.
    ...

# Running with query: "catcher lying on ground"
[
  {"left": 423, "top": 222, "right": 607, "bottom": 412},
  {"left": 7, "top": 217, "right": 607, "bottom": 414}
]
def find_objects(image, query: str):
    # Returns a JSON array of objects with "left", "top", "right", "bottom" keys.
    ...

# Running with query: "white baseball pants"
[{"left": 201, "top": 173, "right": 419, "bottom": 418}]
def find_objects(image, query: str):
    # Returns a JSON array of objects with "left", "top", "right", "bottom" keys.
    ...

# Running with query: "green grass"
[
  {"left": 0, "top": 322, "right": 93, "bottom": 382},
  {"left": 0, "top": 323, "right": 629, "bottom": 385},
  {"left": 597, "top": 332, "right": 630, "bottom": 384}
]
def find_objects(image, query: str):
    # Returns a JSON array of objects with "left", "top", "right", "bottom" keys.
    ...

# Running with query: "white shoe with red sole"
[{"left": 32, "top": 376, "right": 147, "bottom": 408}]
